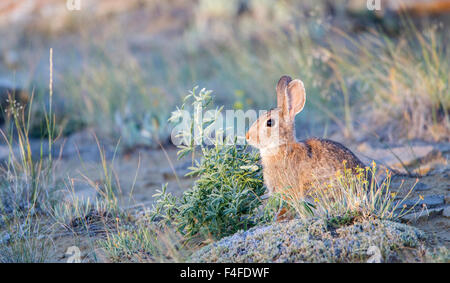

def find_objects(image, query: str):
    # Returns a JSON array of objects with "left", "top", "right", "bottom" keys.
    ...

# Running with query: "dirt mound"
[{"left": 192, "top": 218, "right": 428, "bottom": 263}]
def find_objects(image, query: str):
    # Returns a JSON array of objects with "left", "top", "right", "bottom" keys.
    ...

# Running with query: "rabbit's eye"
[{"left": 266, "top": 119, "right": 274, "bottom": 127}]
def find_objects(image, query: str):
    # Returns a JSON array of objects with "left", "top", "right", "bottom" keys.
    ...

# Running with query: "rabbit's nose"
[{"left": 246, "top": 132, "right": 249, "bottom": 140}]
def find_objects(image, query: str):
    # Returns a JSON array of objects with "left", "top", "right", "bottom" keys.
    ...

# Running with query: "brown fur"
[
  {"left": 261, "top": 138, "right": 365, "bottom": 196},
  {"left": 246, "top": 75, "right": 365, "bottom": 199}
]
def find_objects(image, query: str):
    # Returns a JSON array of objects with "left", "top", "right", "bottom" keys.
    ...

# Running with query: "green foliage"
[{"left": 151, "top": 87, "right": 266, "bottom": 241}]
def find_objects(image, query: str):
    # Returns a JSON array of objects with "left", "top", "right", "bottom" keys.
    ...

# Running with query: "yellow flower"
[
  {"left": 390, "top": 192, "right": 397, "bottom": 198},
  {"left": 233, "top": 101, "right": 244, "bottom": 110},
  {"left": 419, "top": 195, "right": 424, "bottom": 200},
  {"left": 314, "top": 198, "right": 319, "bottom": 203}
]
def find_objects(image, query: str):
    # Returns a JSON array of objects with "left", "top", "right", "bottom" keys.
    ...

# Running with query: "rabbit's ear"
[
  {"left": 286, "top": 79, "right": 306, "bottom": 120},
  {"left": 276, "top": 75, "right": 292, "bottom": 110}
]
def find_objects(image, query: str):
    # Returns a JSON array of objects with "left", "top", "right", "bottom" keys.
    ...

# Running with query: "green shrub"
[{"left": 150, "top": 87, "right": 266, "bottom": 241}]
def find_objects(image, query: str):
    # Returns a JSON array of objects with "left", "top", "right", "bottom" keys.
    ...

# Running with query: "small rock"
[
  {"left": 433, "top": 167, "right": 450, "bottom": 178},
  {"left": 443, "top": 206, "right": 450, "bottom": 218},
  {"left": 366, "top": 246, "right": 383, "bottom": 263},
  {"left": 400, "top": 207, "right": 444, "bottom": 223},
  {"left": 357, "top": 144, "right": 434, "bottom": 170},
  {"left": 414, "top": 182, "right": 430, "bottom": 191},
  {"left": 399, "top": 195, "right": 445, "bottom": 209},
  {"left": 435, "top": 143, "right": 450, "bottom": 154}
]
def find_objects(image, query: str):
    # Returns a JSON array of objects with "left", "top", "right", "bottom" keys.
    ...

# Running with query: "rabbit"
[{"left": 245, "top": 75, "right": 366, "bottom": 201}]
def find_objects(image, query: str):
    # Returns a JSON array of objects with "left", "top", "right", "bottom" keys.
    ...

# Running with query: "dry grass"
[
  {"left": 98, "top": 217, "right": 194, "bottom": 263},
  {"left": 330, "top": 24, "right": 449, "bottom": 141},
  {"left": 5, "top": 1, "right": 446, "bottom": 144}
]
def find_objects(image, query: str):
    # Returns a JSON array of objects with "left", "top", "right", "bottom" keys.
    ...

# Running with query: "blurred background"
[
  {"left": 0, "top": 0, "right": 449, "bottom": 147},
  {"left": 0, "top": 0, "right": 449, "bottom": 262}
]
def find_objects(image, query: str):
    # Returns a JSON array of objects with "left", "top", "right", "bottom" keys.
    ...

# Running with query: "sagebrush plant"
[
  {"left": 275, "top": 161, "right": 422, "bottom": 224},
  {"left": 150, "top": 87, "right": 265, "bottom": 241}
]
